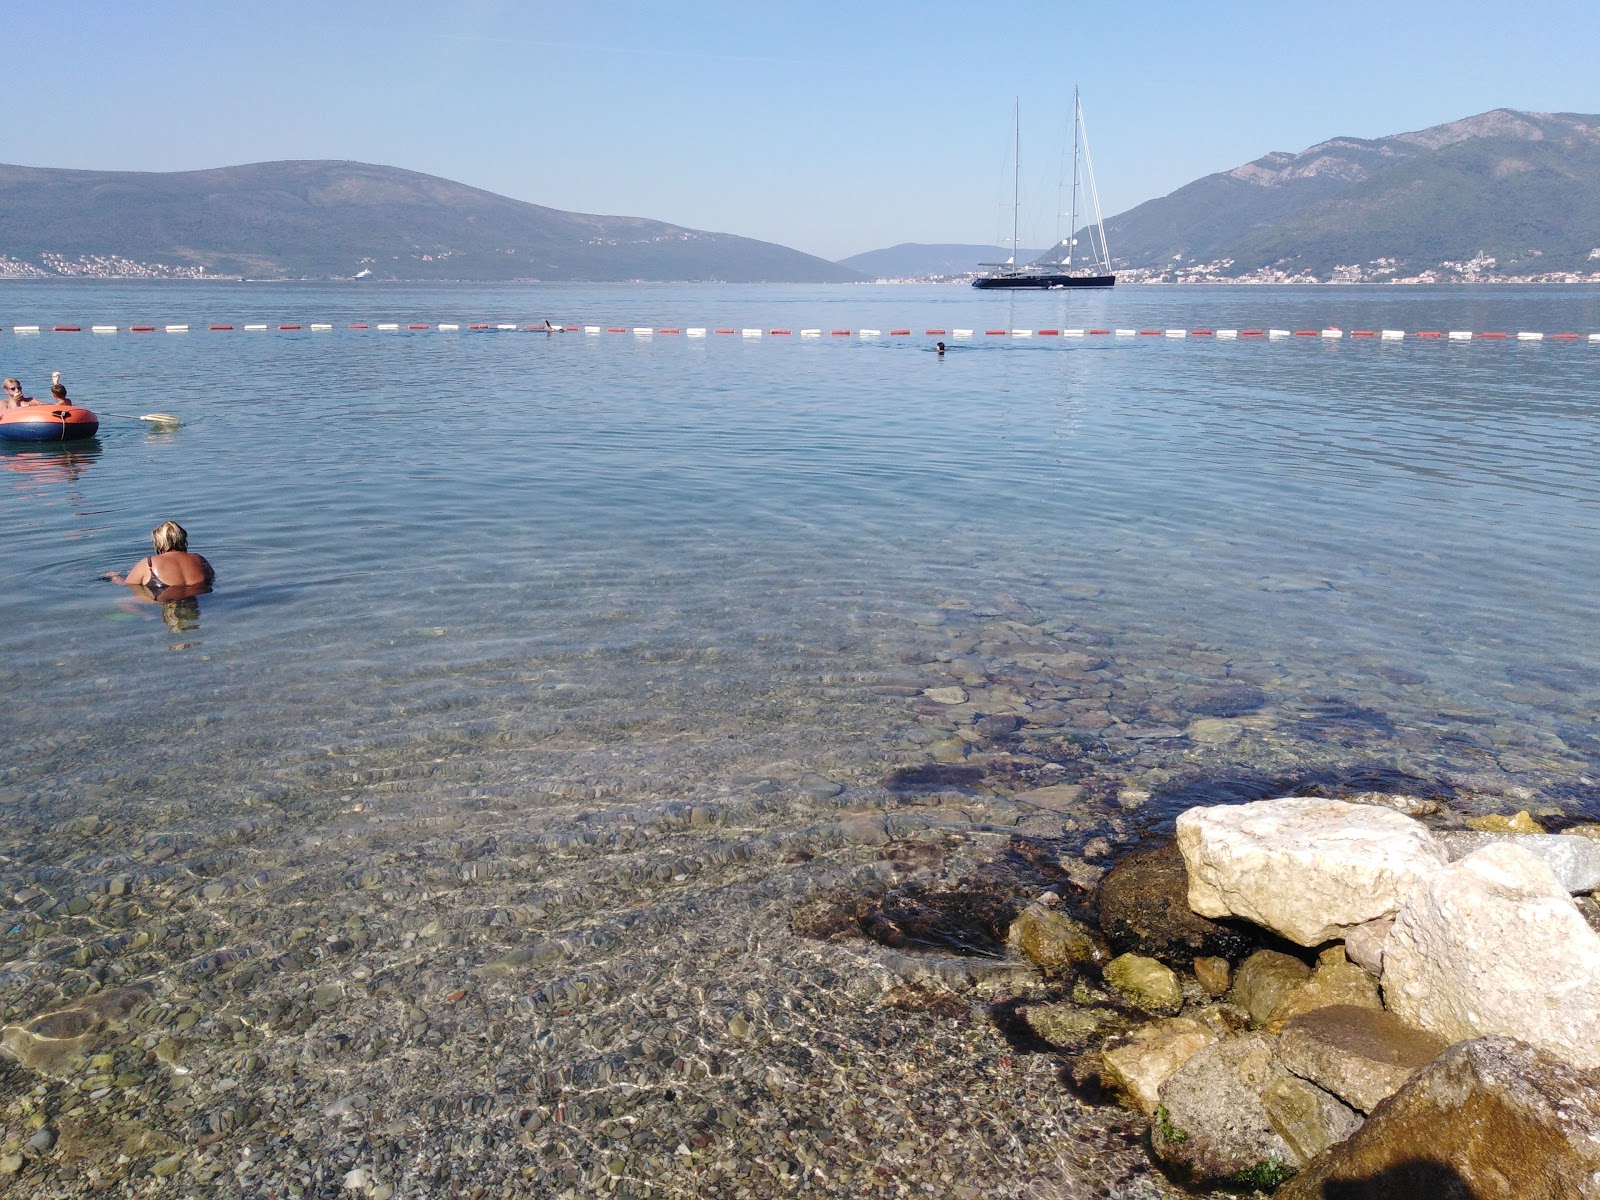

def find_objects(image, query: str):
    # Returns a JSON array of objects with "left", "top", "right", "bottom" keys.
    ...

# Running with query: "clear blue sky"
[{"left": 7, "top": 0, "right": 1598, "bottom": 260}]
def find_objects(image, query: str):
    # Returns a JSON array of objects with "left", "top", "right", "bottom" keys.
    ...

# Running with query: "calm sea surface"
[
  {"left": 3, "top": 280, "right": 1600, "bottom": 1193},
  {"left": 8, "top": 282, "right": 1600, "bottom": 815}
]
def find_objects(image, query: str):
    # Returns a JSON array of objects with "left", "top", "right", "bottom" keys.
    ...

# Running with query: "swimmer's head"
[
  {"left": 49, "top": 383, "right": 68, "bottom": 400},
  {"left": 152, "top": 520, "right": 189, "bottom": 554}
]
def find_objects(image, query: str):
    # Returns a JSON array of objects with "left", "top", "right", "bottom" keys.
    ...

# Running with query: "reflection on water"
[
  {"left": 1, "top": 438, "right": 102, "bottom": 489},
  {"left": 118, "top": 582, "right": 207, "bottom": 649}
]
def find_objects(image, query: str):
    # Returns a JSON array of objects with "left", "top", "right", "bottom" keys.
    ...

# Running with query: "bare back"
[{"left": 138, "top": 551, "right": 214, "bottom": 589}]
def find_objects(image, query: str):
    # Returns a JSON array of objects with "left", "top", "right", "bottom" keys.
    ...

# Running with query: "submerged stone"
[{"left": 1103, "top": 953, "right": 1183, "bottom": 1016}]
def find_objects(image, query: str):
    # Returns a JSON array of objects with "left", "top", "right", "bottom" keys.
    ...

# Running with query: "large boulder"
[
  {"left": 1097, "top": 843, "right": 1258, "bottom": 964},
  {"left": 1277, "top": 1038, "right": 1600, "bottom": 1200},
  {"left": 1177, "top": 798, "right": 1446, "bottom": 946},
  {"left": 1433, "top": 830, "right": 1600, "bottom": 893},
  {"left": 1151, "top": 1032, "right": 1299, "bottom": 1185},
  {"left": 1382, "top": 843, "right": 1600, "bottom": 1068},
  {"left": 1276, "top": 1004, "right": 1448, "bottom": 1113}
]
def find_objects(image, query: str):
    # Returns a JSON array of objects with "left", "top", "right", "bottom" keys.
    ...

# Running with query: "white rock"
[
  {"left": 1342, "top": 915, "right": 1393, "bottom": 977},
  {"left": 1176, "top": 798, "right": 1445, "bottom": 946},
  {"left": 342, "top": 1167, "right": 369, "bottom": 1190},
  {"left": 1382, "top": 843, "right": 1600, "bottom": 1069},
  {"left": 1433, "top": 831, "right": 1600, "bottom": 893}
]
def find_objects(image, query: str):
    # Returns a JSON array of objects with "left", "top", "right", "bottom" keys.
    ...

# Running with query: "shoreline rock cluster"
[{"left": 1010, "top": 795, "right": 1600, "bottom": 1193}]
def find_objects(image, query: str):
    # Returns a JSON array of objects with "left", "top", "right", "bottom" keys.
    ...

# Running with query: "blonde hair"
[
  {"left": 2, "top": 379, "right": 18, "bottom": 391},
  {"left": 151, "top": 520, "right": 189, "bottom": 554}
]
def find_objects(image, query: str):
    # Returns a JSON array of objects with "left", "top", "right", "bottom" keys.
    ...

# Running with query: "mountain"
[
  {"left": 837, "top": 243, "right": 1047, "bottom": 279},
  {"left": 1101, "top": 109, "right": 1600, "bottom": 282},
  {"left": 854, "top": 110, "right": 1600, "bottom": 283},
  {"left": 0, "top": 160, "right": 862, "bottom": 283}
]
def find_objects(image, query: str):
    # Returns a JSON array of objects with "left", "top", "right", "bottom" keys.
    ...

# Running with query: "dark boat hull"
[{"left": 972, "top": 273, "right": 1115, "bottom": 290}]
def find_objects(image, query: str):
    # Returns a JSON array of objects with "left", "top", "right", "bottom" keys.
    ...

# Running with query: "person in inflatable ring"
[
  {"left": 104, "top": 520, "right": 215, "bottom": 596},
  {"left": 1, "top": 378, "right": 33, "bottom": 410}
]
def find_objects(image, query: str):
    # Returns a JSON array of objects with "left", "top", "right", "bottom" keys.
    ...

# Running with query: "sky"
[{"left": 5, "top": 0, "right": 1599, "bottom": 261}]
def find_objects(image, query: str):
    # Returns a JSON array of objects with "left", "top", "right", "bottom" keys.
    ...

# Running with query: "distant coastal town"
[
  {"left": 6, "top": 248, "right": 1600, "bottom": 286},
  {"left": 874, "top": 250, "right": 1600, "bottom": 286},
  {"left": 0, "top": 253, "right": 223, "bottom": 281}
]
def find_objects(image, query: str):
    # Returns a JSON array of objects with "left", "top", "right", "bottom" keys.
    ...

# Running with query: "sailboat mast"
[
  {"left": 1068, "top": 87, "right": 1080, "bottom": 270},
  {"left": 1011, "top": 98, "right": 1020, "bottom": 270}
]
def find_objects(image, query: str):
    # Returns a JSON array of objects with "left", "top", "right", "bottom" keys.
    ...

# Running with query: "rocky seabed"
[{"left": 4, "top": 591, "right": 1600, "bottom": 1197}]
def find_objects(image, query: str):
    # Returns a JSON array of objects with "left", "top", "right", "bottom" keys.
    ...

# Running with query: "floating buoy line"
[{"left": 5, "top": 323, "right": 1599, "bottom": 343}]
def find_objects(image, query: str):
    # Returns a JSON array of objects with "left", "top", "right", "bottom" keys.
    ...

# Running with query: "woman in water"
[{"left": 105, "top": 520, "right": 215, "bottom": 593}]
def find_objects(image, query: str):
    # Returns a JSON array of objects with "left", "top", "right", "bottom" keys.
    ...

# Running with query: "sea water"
[
  {"left": 7, "top": 282, "right": 1600, "bottom": 817},
  {"left": 4, "top": 280, "right": 1600, "bottom": 1192}
]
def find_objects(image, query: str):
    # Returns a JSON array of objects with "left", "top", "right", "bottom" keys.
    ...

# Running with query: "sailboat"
[{"left": 973, "top": 89, "right": 1115, "bottom": 290}]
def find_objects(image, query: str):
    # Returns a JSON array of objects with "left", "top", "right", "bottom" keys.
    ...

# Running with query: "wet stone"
[
  {"left": 1098, "top": 843, "right": 1258, "bottom": 965},
  {"left": 312, "top": 984, "right": 344, "bottom": 1009}
]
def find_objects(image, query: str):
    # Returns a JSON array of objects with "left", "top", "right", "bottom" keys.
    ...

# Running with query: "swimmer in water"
[
  {"left": 935, "top": 341, "right": 946, "bottom": 356},
  {"left": 104, "top": 520, "right": 215, "bottom": 594}
]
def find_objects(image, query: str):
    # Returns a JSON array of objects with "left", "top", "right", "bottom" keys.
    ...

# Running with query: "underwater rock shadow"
[{"left": 1135, "top": 766, "right": 1461, "bottom": 830}]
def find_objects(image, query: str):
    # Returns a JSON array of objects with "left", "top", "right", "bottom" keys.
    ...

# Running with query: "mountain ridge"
[
  {"left": 1102, "top": 108, "right": 1600, "bottom": 280},
  {"left": 855, "top": 109, "right": 1600, "bottom": 283},
  {"left": 0, "top": 159, "right": 862, "bottom": 283}
]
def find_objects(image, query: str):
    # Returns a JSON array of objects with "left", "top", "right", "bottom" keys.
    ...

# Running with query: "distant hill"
[
  {"left": 1102, "top": 108, "right": 1600, "bottom": 281},
  {"left": 854, "top": 110, "right": 1600, "bottom": 283},
  {"left": 837, "top": 243, "right": 1047, "bottom": 279},
  {"left": 0, "top": 160, "right": 863, "bottom": 283}
]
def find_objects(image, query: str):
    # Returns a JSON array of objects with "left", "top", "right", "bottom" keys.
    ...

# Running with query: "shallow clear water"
[
  {"left": 8, "top": 282, "right": 1600, "bottom": 820},
  {"left": 4, "top": 281, "right": 1600, "bottom": 1194}
]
